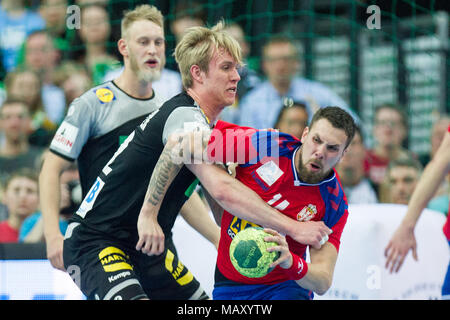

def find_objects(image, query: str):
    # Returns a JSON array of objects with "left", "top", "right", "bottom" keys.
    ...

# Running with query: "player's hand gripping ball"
[{"left": 229, "top": 227, "right": 280, "bottom": 278}]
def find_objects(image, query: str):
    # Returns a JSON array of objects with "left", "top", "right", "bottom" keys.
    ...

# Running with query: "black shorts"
[{"left": 63, "top": 222, "right": 208, "bottom": 300}]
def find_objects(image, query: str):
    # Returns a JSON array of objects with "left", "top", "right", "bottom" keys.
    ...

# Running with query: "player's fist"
[
  {"left": 136, "top": 211, "right": 165, "bottom": 256},
  {"left": 290, "top": 220, "right": 332, "bottom": 249}
]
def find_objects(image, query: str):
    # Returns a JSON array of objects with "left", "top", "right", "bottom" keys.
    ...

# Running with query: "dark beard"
[
  {"left": 297, "top": 148, "right": 330, "bottom": 184},
  {"left": 297, "top": 163, "right": 326, "bottom": 184}
]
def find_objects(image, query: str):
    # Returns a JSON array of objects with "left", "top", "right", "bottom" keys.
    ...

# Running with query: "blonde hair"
[
  {"left": 174, "top": 20, "right": 242, "bottom": 89},
  {"left": 121, "top": 4, "right": 164, "bottom": 39}
]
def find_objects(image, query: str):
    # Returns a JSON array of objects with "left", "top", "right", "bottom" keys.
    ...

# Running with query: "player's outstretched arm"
[
  {"left": 385, "top": 131, "right": 450, "bottom": 273},
  {"left": 186, "top": 163, "right": 332, "bottom": 249},
  {"left": 39, "top": 151, "right": 72, "bottom": 271}
]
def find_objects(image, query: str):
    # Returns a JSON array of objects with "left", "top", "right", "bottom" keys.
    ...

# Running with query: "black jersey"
[{"left": 72, "top": 92, "right": 212, "bottom": 245}]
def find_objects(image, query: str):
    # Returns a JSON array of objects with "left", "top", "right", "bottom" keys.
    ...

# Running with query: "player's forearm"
[
  {"left": 39, "top": 166, "right": 63, "bottom": 239},
  {"left": 401, "top": 155, "right": 449, "bottom": 228},
  {"left": 140, "top": 144, "right": 183, "bottom": 216},
  {"left": 295, "top": 264, "right": 333, "bottom": 296},
  {"left": 295, "top": 244, "right": 337, "bottom": 295}
]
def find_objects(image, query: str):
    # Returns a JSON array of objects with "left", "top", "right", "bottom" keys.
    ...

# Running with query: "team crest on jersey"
[
  {"left": 297, "top": 204, "right": 317, "bottom": 221},
  {"left": 95, "top": 87, "right": 115, "bottom": 103}
]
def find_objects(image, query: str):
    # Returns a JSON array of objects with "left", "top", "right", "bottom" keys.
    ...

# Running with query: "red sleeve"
[{"left": 207, "top": 120, "right": 258, "bottom": 164}]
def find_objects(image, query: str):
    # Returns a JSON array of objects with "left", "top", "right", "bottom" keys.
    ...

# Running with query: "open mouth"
[
  {"left": 145, "top": 59, "right": 159, "bottom": 68},
  {"left": 309, "top": 162, "right": 322, "bottom": 171},
  {"left": 227, "top": 87, "right": 237, "bottom": 93}
]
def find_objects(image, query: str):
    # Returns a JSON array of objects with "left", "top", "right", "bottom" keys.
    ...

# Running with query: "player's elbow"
[{"left": 314, "top": 273, "right": 333, "bottom": 296}]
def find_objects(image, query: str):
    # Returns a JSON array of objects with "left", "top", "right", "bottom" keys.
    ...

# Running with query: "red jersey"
[
  {"left": 443, "top": 125, "right": 450, "bottom": 240},
  {"left": 208, "top": 121, "right": 349, "bottom": 285},
  {"left": 0, "top": 221, "right": 19, "bottom": 243}
]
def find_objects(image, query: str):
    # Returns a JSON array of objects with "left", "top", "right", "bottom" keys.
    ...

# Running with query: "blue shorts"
[
  {"left": 213, "top": 280, "right": 313, "bottom": 300},
  {"left": 442, "top": 240, "right": 450, "bottom": 300}
]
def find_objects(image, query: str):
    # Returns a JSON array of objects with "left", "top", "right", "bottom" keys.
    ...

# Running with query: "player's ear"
[
  {"left": 300, "top": 126, "right": 309, "bottom": 143},
  {"left": 190, "top": 65, "right": 203, "bottom": 84},
  {"left": 118, "top": 38, "right": 128, "bottom": 57}
]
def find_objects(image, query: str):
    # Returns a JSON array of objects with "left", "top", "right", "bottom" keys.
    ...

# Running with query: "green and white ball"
[{"left": 229, "top": 227, "right": 280, "bottom": 278}]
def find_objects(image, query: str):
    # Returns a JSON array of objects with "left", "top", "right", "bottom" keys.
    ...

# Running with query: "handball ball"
[{"left": 229, "top": 227, "right": 280, "bottom": 278}]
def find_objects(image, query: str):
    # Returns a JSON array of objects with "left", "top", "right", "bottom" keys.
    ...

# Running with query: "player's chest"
[{"left": 238, "top": 161, "right": 327, "bottom": 222}]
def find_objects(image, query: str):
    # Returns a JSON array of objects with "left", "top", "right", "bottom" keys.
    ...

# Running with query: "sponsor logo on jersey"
[
  {"left": 95, "top": 87, "right": 115, "bottom": 103},
  {"left": 297, "top": 204, "right": 317, "bottom": 221},
  {"left": 51, "top": 121, "right": 79, "bottom": 153},
  {"left": 256, "top": 160, "right": 284, "bottom": 187},
  {"left": 98, "top": 246, "right": 133, "bottom": 273}
]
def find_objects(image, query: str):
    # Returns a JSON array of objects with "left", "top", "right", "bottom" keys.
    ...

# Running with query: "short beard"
[
  {"left": 137, "top": 68, "right": 161, "bottom": 83},
  {"left": 129, "top": 50, "right": 162, "bottom": 83}
]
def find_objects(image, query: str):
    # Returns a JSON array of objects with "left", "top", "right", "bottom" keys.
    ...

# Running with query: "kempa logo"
[{"left": 108, "top": 271, "right": 132, "bottom": 283}]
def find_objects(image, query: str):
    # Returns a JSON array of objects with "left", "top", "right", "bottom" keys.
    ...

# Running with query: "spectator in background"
[
  {"left": 0, "top": 0, "right": 45, "bottom": 73},
  {"left": 38, "top": 0, "right": 75, "bottom": 57},
  {"left": 0, "top": 168, "right": 39, "bottom": 243},
  {"left": 61, "top": 71, "right": 92, "bottom": 105},
  {"left": 336, "top": 126, "right": 378, "bottom": 204},
  {"left": 22, "top": 30, "right": 66, "bottom": 125},
  {"left": 273, "top": 98, "right": 309, "bottom": 140},
  {"left": 170, "top": 1, "right": 206, "bottom": 45},
  {"left": 4, "top": 69, "right": 57, "bottom": 146},
  {"left": 385, "top": 158, "right": 422, "bottom": 205},
  {"left": 365, "top": 104, "right": 415, "bottom": 202},
  {"left": 0, "top": 99, "right": 44, "bottom": 184},
  {"left": 220, "top": 22, "right": 261, "bottom": 124},
  {"left": 75, "top": 0, "right": 108, "bottom": 6},
  {"left": 77, "top": 4, "right": 119, "bottom": 85},
  {"left": 238, "top": 35, "right": 359, "bottom": 129},
  {"left": 53, "top": 61, "right": 93, "bottom": 107},
  {"left": 19, "top": 161, "right": 80, "bottom": 243},
  {"left": 0, "top": 182, "right": 8, "bottom": 221}
]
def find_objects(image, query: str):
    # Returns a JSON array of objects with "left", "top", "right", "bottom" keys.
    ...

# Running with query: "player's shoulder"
[
  {"left": 321, "top": 170, "right": 347, "bottom": 206},
  {"left": 72, "top": 80, "right": 115, "bottom": 106},
  {"left": 162, "top": 91, "right": 193, "bottom": 107}
]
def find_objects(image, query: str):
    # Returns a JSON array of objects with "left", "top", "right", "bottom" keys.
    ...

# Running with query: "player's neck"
[
  {"left": 186, "top": 88, "right": 222, "bottom": 124},
  {"left": 115, "top": 69, "right": 154, "bottom": 99}
]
